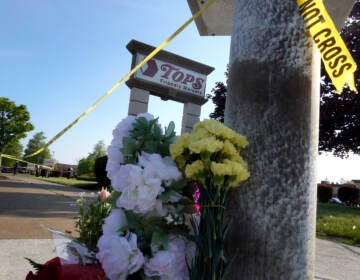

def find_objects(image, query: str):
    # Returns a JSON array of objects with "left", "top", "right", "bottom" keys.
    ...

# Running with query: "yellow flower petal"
[
  {"left": 170, "top": 133, "right": 189, "bottom": 159},
  {"left": 188, "top": 137, "right": 223, "bottom": 154},
  {"left": 185, "top": 160, "right": 205, "bottom": 179}
]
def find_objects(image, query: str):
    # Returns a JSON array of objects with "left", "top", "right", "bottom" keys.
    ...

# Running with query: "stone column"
[
  {"left": 181, "top": 103, "right": 201, "bottom": 133},
  {"left": 225, "top": 1, "right": 320, "bottom": 279},
  {"left": 128, "top": 87, "right": 150, "bottom": 116}
]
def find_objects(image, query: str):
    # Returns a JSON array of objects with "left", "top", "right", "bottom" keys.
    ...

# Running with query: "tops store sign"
[
  {"left": 134, "top": 54, "right": 207, "bottom": 97},
  {"left": 126, "top": 40, "right": 214, "bottom": 105}
]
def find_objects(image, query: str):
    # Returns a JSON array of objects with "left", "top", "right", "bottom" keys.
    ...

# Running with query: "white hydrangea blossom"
[
  {"left": 96, "top": 233, "right": 144, "bottom": 280},
  {"left": 111, "top": 164, "right": 143, "bottom": 193},
  {"left": 138, "top": 152, "right": 182, "bottom": 182},
  {"left": 144, "top": 235, "right": 194, "bottom": 280},
  {"left": 116, "top": 176, "right": 163, "bottom": 215},
  {"left": 106, "top": 115, "right": 136, "bottom": 180},
  {"left": 114, "top": 152, "right": 183, "bottom": 216},
  {"left": 106, "top": 113, "right": 155, "bottom": 181},
  {"left": 102, "top": 208, "right": 128, "bottom": 236}
]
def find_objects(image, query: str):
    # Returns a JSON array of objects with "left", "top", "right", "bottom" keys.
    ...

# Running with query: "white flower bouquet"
[{"left": 97, "top": 113, "right": 195, "bottom": 280}]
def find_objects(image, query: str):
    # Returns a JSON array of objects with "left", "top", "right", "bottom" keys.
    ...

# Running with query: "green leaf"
[
  {"left": 151, "top": 230, "right": 169, "bottom": 249},
  {"left": 153, "top": 122, "right": 162, "bottom": 139},
  {"left": 125, "top": 211, "right": 143, "bottom": 230},
  {"left": 158, "top": 189, "right": 179, "bottom": 203},
  {"left": 121, "top": 137, "right": 137, "bottom": 155},
  {"left": 25, "top": 258, "right": 45, "bottom": 272},
  {"left": 143, "top": 140, "right": 157, "bottom": 154},
  {"left": 165, "top": 121, "right": 175, "bottom": 138}
]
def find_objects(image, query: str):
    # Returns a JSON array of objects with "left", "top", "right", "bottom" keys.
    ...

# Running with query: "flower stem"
[{"left": 190, "top": 185, "right": 229, "bottom": 280}]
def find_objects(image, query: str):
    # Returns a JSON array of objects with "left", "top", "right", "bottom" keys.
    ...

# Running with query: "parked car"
[
  {"left": 1, "top": 167, "right": 13, "bottom": 173},
  {"left": 17, "top": 167, "right": 30, "bottom": 174},
  {"left": 329, "top": 197, "right": 344, "bottom": 205}
]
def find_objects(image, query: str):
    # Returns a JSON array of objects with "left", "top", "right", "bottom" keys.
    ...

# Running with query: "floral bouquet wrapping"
[
  {"left": 25, "top": 188, "right": 112, "bottom": 280},
  {"left": 170, "top": 120, "right": 250, "bottom": 280},
  {"left": 97, "top": 113, "right": 195, "bottom": 280}
]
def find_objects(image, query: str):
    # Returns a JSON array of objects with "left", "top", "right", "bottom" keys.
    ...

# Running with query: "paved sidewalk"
[
  {"left": 1, "top": 174, "right": 360, "bottom": 280},
  {"left": 315, "top": 238, "right": 360, "bottom": 280},
  {"left": 0, "top": 174, "right": 93, "bottom": 280}
]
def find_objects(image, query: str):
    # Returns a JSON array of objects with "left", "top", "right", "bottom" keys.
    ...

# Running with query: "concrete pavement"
[
  {"left": 1, "top": 174, "right": 360, "bottom": 280},
  {"left": 315, "top": 238, "right": 360, "bottom": 280},
  {"left": 0, "top": 174, "right": 94, "bottom": 279}
]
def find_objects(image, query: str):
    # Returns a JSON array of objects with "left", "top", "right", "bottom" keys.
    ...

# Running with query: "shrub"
[
  {"left": 94, "top": 156, "right": 111, "bottom": 187},
  {"left": 317, "top": 184, "right": 333, "bottom": 203},
  {"left": 338, "top": 185, "right": 360, "bottom": 205}
]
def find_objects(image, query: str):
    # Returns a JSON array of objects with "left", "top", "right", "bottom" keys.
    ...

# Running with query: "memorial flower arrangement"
[
  {"left": 26, "top": 115, "right": 249, "bottom": 280},
  {"left": 97, "top": 113, "right": 195, "bottom": 280},
  {"left": 25, "top": 189, "right": 112, "bottom": 280},
  {"left": 170, "top": 119, "right": 250, "bottom": 280}
]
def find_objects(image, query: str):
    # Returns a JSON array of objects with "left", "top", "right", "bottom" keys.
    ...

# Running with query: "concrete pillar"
[
  {"left": 128, "top": 87, "right": 149, "bottom": 116},
  {"left": 181, "top": 103, "right": 201, "bottom": 133},
  {"left": 225, "top": 1, "right": 320, "bottom": 279}
]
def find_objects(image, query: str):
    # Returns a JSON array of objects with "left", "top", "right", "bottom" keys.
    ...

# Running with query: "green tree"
[
  {"left": 23, "top": 132, "right": 52, "bottom": 164},
  {"left": 77, "top": 157, "right": 95, "bottom": 176},
  {"left": 77, "top": 141, "right": 106, "bottom": 177},
  {"left": 1, "top": 140, "right": 23, "bottom": 167},
  {"left": 319, "top": 1, "right": 360, "bottom": 157},
  {"left": 207, "top": 81, "right": 227, "bottom": 123},
  {"left": 88, "top": 140, "right": 106, "bottom": 160},
  {"left": 0, "top": 97, "right": 34, "bottom": 155},
  {"left": 207, "top": 70, "right": 228, "bottom": 123}
]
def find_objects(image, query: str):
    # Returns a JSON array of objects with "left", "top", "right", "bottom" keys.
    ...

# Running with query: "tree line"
[{"left": 0, "top": 97, "right": 106, "bottom": 178}]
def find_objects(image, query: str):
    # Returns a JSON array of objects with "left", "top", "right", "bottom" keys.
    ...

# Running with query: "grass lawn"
[
  {"left": 317, "top": 203, "right": 360, "bottom": 246},
  {"left": 37, "top": 176, "right": 98, "bottom": 189}
]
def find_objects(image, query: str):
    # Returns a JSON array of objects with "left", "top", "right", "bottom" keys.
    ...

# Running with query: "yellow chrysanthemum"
[
  {"left": 216, "top": 126, "right": 248, "bottom": 148},
  {"left": 175, "top": 155, "right": 187, "bottom": 170},
  {"left": 194, "top": 119, "right": 248, "bottom": 148},
  {"left": 210, "top": 162, "right": 233, "bottom": 176},
  {"left": 171, "top": 119, "right": 250, "bottom": 188},
  {"left": 188, "top": 137, "right": 223, "bottom": 154},
  {"left": 232, "top": 170, "right": 250, "bottom": 187},
  {"left": 170, "top": 133, "right": 189, "bottom": 159},
  {"left": 222, "top": 159, "right": 250, "bottom": 187},
  {"left": 221, "top": 140, "right": 238, "bottom": 158},
  {"left": 228, "top": 133, "right": 248, "bottom": 148},
  {"left": 190, "top": 127, "right": 211, "bottom": 141},
  {"left": 185, "top": 160, "right": 205, "bottom": 179},
  {"left": 210, "top": 160, "right": 249, "bottom": 188},
  {"left": 193, "top": 119, "right": 222, "bottom": 136},
  {"left": 216, "top": 125, "right": 234, "bottom": 139},
  {"left": 228, "top": 153, "right": 248, "bottom": 167}
]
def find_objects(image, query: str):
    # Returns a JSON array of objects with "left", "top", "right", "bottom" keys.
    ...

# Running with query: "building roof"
[{"left": 187, "top": 0, "right": 354, "bottom": 36}]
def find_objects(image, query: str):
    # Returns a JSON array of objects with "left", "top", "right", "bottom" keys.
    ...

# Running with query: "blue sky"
[
  {"left": 2, "top": 1, "right": 230, "bottom": 161},
  {"left": 2, "top": 0, "right": 359, "bottom": 182}
]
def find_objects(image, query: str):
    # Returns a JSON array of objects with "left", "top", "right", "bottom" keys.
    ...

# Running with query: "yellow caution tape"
[
  {"left": 0, "top": 153, "right": 51, "bottom": 169},
  {"left": 0, "top": 153, "right": 26, "bottom": 163},
  {"left": 297, "top": 0, "right": 358, "bottom": 93},
  {"left": 24, "top": 0, "right": 216, "bottom": 159}
]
